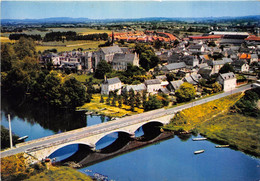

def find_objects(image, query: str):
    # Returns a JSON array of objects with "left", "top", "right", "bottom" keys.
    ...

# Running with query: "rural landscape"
[{"left": 1, "top": 1, "right": 260, "bottom": 181}]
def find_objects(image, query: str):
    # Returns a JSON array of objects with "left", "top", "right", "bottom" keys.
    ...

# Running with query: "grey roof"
[
  {"left": 189, "top": 44, "right": 202, "bottom": 50},
  {"left": 104, "top": 77, "right": 121, "bottom": 85},
  {"left": 167, "top": 53, "right": 180, "bottom": 63},
  {"left": 112, "top": 53, "right": 136, "bottom": 63},
  {"left": 232, "top": 59, "right": 248, "bottom": 67},
  {"left": 183, "top": 74, "right": 202, "bottom": 85},
  {"left": 198, "top": 67, "right": 212, "bottom": 75},
  {"left": 219, "top": 72, "right": 236, "bottom": 80},
  {"left": 159, "top": 88, "right": 170, "bottom": 94},
  {"left": 121, "top": 47, "right": 130, "bottom": 54},
  {"left": 251, "top": 54, "right": 258, "bottom": 59},
  {"left": 101, "top": 45, "right": 123, "bottom": 54},
  {"left": 156, "top": 75, "right": 167, "bottom": 80},
  {"left": 222, "top": 58, "right": 233, "bottom": 64},
  {"left": 164, "top": 62, "right": 186, "bottom": 71},
  {"left": 145, "top": 79, "right": 161, "bottom": 85},
  {"left": 169, "top": 80, "right": 184, "bottom": 90},
  {"left": 212, "top": 60, "right": 225, "bottom": 65},
  {"left": 125, "top": 83, "right": 146, "bottom": 92},
  {"left": 220, "top": 39, "right": 245, "bottom": 45},
  {"left": 182, "top": 55, "right": 198, "bottom": 66}
]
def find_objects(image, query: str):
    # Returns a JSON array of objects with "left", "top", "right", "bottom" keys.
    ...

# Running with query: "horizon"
[{"left": 1, "top": 1, "right": 260, "bottom": 20}]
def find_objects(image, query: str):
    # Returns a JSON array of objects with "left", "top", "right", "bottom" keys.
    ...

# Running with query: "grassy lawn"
[
  {"left": 0, "top": 36, "right": 16, "bottom": 43},
  {"left": 164, "top": 92, "right": 260, "bottom": 157},
  {"left": 25, "top": 166, "right": 92, "bottom": 181},
  {"left": 198, "top": 114, "right": 260, "bottom": 156},
  {"left": 68, "top": 73, "right": 103, "bottom": 84},
  {"left": 164, "top": 93, "right": 243, "bottom": 131},
  {"left": 36, "top": 40, "right": 105, "bottom": 52},
  {"left": 78, "top": 94, "right": 144, "bottom": 117}
]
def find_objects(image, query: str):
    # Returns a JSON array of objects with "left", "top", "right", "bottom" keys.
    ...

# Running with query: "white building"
[
  {"left": 217, "top": 72, "right": 237, "bottom": 92},
  {"left": 144, "top": 79, "right": 162, "bottom": 93},
  {"left": 101, "top": 77, "right": 122, "bottom": 95}
]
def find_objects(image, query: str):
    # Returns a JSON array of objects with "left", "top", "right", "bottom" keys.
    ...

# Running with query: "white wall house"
[
  {"left": 144, "top": 79, "right": 162, "bottom": 93},
  {"left": 101, "top": 77, "right": 122, "bottom": 95},
  {"left": 217, "top": 72, "right": 237, "bottom": 92}
]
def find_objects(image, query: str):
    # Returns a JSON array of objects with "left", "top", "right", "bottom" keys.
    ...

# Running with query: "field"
[
  {"left": 1, "top": 28, "right": 112, "bottom": 38},
  {"left": 164, "top": 92, "right": 260, "bottom": 157},
  {"left": 25, "top": 166, "right": 92, "bottom": 181},
  {"left": 78, "top": 94, "right": 144, "bottom": 117},
  {"left": 164, "top": 93, "right": 243, "bottom": 131},
  {"left": 36, "top": 40, "right": 106, "bottom": 52},
  {"left": 0, "top": 36, "right": 16, "bottom": 43}
]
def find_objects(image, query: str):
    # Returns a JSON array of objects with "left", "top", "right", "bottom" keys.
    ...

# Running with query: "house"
[
  {"left": 188, "top": 44, "right": 207, "bottom": 53},
  {"left": 95, "top": 45, "right": 123, "bottom": 64},
  {"left": 144, "top": 79, "right": 162, "bottom": 93},
  {"left": 167, "top": 53, "right": 181, "bottom": 64},
  {"left": 183, "top": 74, "right": 202, "bottom": 86},
  {"left": 101, "top": 77, "right": 122, "bottom": 95},
  {"left": 232, "top": 60, "right": 249, "bottom": 72},
  {"left": 211, "top": 58, "right": 233, "bottom": 74},
  {"left": 123, "top": 83, "right": 146, "bottom": 93},
  {"left": 156, "top": 75, "right": 167, "bottom": 81},
  {"left": 181, "top": 55, "right": 199, "bottom": 68},
  {"left": 161, "top": 62, "right": 186, "bottom": 73},
  {"left": 250, "top": 54, "right": 258, "bottom": 64},
  {"left": 198, "top": 67, "right": 213, "bottom": 79},
  {"left": 167, "top": 80, "right": 184, "bottom": 92},
  {"left": 112, "top": 53, "right": 139, "bottom": 71},
  {"left": 217, "top": 72, "right": 236, "bottom": 92}
]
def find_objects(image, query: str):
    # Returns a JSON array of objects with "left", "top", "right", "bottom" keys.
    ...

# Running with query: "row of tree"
[
  {"left": 9, "top": 34, "right": 42, "bottom": 41},
  {"left": 43, "top": 31, "right": 108, "bottom": 42}
]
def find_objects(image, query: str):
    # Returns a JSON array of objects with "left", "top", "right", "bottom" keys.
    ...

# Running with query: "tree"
[
  {"left": 135, "top": 92, "right": 141, "bottom": 108},
  {"left": 212, "top": 82, "right": 222, "bottom": 93},
  {"left": 13, "top": 37, "right": 37, "bottom": 60},
  {"left": 100, "top": 95, "right": 104, "bottom": 103},
  {"left": 106, "top": 96, "right": 110, "bottom": 105},
  {"left": 122, "top": 91, "right": 129, "bottom": 105},
  {"left": 94, "top": 60, "right": 112, "bottom": 79},
  {"left": 143, "top": 95, "right": 163, "bottom": 111},
  {"left": 175, "top": 82, "right": 196, "bottom": 102},
  {"left": 112, "top": 96, "right": 116, "bottom": 106},
  {"left": 129, "top": 89, "right": 135, "bottom": 111},
  {"left": 118, "top": 95, "right": 122, "bottom": 108},
  {"left": 1, "top": 43, "right": 17, "bottom": 72},
  {"left": 219, "top": 63, "right": 235, "bottom": 74}
]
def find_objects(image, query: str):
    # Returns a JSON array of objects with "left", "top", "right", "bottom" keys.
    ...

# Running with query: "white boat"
[
  {"left": 215, "top": 145, "right": 229, "bottom": 148},
  {"left": 17, "top": 135, "right": 28, "bottom": 141},
  {"left": 192, "top": 137, "right": 207, "bottom": 141},
  {"left": 194, "top": 150, "right": 205, "bottom": 154}
]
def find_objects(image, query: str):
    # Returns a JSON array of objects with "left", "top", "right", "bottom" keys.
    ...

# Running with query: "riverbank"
[
  {"left": 77, "top": 94, "right": 144, "bottom": 117},
  {"left": 0, "top": 153, "right": 92, "bottom": 181},
  {"left": 164, "top": 92, "right": 260, "bottom": 157}
]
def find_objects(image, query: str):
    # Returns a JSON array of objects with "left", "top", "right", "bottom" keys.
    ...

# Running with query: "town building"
[
  {"left": 112, "top": 53, "right": 139, "bottom": 71},
  {"left": 217, "top": 72, "right": 237, "bottom": 92},
  {"left": 101, "top": 77, "right": 122, "bottom": 95}
]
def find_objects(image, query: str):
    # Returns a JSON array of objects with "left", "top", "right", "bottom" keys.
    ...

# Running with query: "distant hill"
[{"left": 1, "top": 15, "right": 260, "bottom": 25}]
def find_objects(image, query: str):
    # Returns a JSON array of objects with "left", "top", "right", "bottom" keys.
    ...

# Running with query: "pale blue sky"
[{"left": 1, "top": 1, "right": 260, "bottom": 19}]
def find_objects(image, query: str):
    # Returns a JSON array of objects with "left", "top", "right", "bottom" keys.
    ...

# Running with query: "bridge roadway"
[{"left": 1, "top": 84, "right": 252, "bottom": 158}]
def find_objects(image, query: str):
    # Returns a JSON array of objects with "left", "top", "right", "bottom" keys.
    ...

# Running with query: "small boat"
[
  {"left": 192, "top": 137, "right": 207, "bottom": 141},
  {"left": 18, "top": 135, "right": 28, "bottom": 141},
  {"left": 85, "top": 111, "right": 93, "bottom": 115},
  {"left": 215, "top": 145, "right": 229, "bottom": 148},
  {"left": 194, "top": 150, "right": 205, "bottom": 154}
]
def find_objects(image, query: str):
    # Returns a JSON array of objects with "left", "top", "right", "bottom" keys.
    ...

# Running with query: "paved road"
[{"left": 0, "top": 84, "right": 252, "bottom": 158}]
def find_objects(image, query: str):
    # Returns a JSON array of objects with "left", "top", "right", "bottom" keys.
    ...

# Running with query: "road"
[{"left": 0, "top": 84, "right": 252, "bottom": 158}]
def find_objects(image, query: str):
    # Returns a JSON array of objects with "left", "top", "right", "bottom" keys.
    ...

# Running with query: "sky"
[{"left": 1, "top": 1, "right": 260, "bottom": 20}]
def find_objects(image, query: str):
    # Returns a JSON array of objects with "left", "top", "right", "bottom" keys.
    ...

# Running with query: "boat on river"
[
  {"left": 215, "top": 145, "right": 229, "bottom": 148},
  {"left": 192, "top": 137, "right": 207, "bottom": 141},
  {"left": 194, "top": 150, "right": 205, "bottom": 154}
]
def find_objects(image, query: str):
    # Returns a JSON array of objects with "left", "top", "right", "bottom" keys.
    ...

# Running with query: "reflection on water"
[{"left": 1, "top": 96, "right": 110, "bottom": 141}]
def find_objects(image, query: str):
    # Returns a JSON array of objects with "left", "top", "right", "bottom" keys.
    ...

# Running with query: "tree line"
[
  {"left": 9, "top": 33, "right": 42, "bottom": 41},
  {"left": 1, "top": 37, "right": 88, "bottom": 109},
  {"left": 43, "top": 31, "right": 108, "bottom": 42}
]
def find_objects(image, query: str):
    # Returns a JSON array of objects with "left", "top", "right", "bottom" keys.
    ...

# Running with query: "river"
[{"left": 1, "top": 99, "right": 260, "bottom": 181}]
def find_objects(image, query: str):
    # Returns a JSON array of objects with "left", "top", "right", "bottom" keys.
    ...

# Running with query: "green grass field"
[{"left": 36, "top": 40, "right": 105, "bottom": 52}]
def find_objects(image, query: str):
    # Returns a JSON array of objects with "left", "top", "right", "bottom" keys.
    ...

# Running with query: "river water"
[{"left": 1, "top": 99, "right": 260, "bottom": 181}]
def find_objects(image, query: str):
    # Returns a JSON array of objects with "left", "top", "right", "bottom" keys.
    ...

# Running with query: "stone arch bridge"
[{"left": 16, "top": 110, "right": 174, "bottom": 160}]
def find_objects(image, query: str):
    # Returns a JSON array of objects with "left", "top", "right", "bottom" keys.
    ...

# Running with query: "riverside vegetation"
[
  {"left": 1, "top": 153, "right": 92, "bottom": 181},
  {"left": 164, "top": 88, "right": 260, "bottom": 157}
]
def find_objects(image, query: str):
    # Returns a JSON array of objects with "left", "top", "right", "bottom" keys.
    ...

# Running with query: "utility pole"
[{"left": 8, "top": 114, "right": 13, "bottom": 149}]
